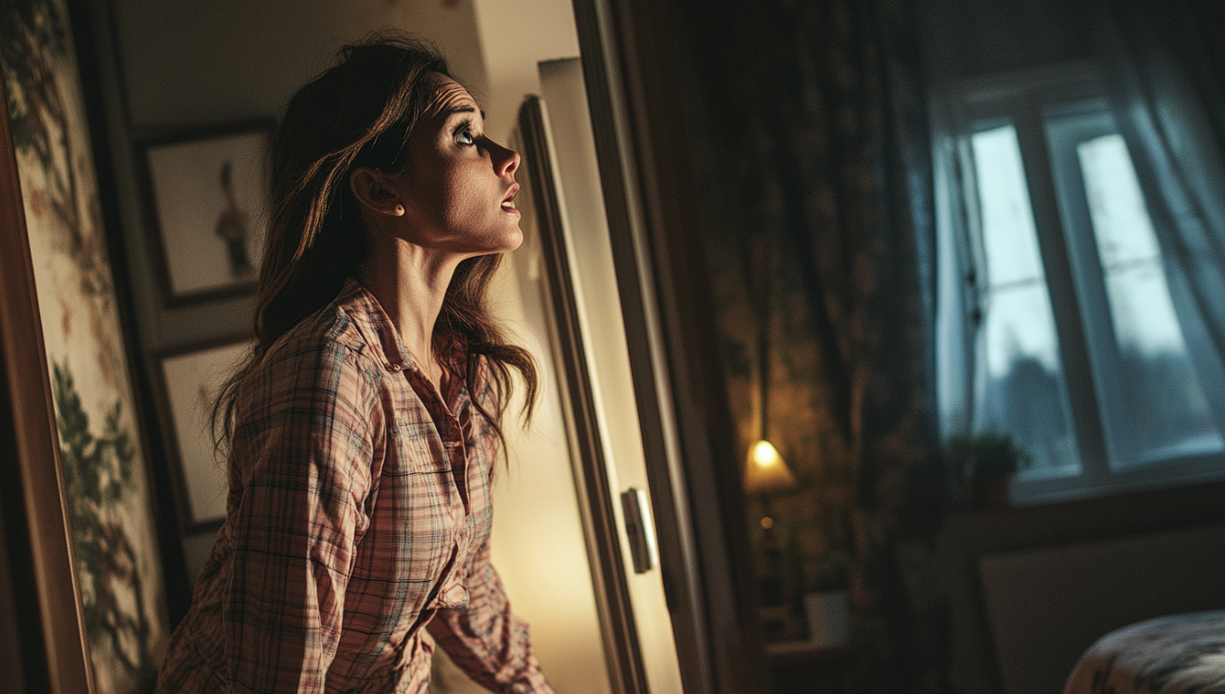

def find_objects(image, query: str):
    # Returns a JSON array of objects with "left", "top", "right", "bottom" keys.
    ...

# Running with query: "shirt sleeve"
[
  {"left": 427, "top": 538, "right": 554, "bottom": 694},
  {"left": 222, "top": 339, "right": 377, "bottom": 692}
]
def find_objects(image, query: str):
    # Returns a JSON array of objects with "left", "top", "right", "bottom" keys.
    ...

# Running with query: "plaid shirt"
[{"left": 156, "top": 279, "right": 552, "bottom": 694}]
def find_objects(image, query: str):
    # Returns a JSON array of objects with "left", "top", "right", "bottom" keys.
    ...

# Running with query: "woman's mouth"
[{"left": 502, "top": 184, "right": 520, "bottom": 211}]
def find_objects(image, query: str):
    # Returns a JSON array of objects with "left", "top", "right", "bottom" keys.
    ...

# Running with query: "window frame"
[{"left": 938, "top": 61, "right": 1225, "bottom": 504}]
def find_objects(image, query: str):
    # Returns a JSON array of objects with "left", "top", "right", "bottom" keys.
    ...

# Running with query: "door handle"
[{"left": 620, "top": 487, "right": 658, "bottom": 574}]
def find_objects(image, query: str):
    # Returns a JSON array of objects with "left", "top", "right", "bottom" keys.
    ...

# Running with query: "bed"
[{"left": 1062, "top": 610, "right": 1225, "bottom": 694}]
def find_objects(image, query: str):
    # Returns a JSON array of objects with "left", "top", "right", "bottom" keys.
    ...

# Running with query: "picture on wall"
[
  {"left": 139, "top": 120, "right": 272, "bottom": 305},
  {"left": 155, "top": 337, "right": 250, "bottom": 531},
  {"left": 0, "top": 0, "right": 170, "bottom": 691}
]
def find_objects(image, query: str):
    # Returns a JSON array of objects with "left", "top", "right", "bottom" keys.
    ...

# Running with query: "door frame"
[
  {"left": 569, "top": 0, "right": 770, "bottom": 691},
  {"left": 517, "top": 94, "right": 650, "bottom": 694}
]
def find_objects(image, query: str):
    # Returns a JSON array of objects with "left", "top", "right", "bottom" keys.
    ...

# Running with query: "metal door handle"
[{"left": 620, "top": 487, "right": 658, "bottom": 574}]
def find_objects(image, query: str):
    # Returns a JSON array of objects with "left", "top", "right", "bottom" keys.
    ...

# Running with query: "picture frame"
[
  {"left": 138, "top": 120, "right": 274, "bottom": 306},
  {"left": 0, "top": 68, "right": 94, "bottom": 694},
  {"left": 2, "top": 0, "right": 171, "bottom": 690},
  {"left": 153, "top": 336, "right": 252, "bottom": 532}
]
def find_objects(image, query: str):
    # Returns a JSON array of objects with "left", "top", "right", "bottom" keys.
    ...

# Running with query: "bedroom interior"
[{"left": 1, "top": 0, "right": 1223, "bottom": 693}]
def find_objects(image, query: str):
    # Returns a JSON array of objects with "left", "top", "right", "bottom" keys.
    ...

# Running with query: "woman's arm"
[
  {"left": 223, "top": 338, "right": 377, "bottom": 692},
  {"left": 426, "top": 538, "right": 554, "bottom": 694}
]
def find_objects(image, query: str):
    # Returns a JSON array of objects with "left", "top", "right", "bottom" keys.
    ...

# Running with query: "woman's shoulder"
[
  {"left": 245, "top": 283, "right": 395, "bottom": 398},
  {"left": 269, "top": 280, "right": 392, "bottom": 368}
]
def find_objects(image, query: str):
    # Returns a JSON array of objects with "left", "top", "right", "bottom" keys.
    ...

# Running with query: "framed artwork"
[
  {"left": 138, "top": 120, "right": 273, "bottom": 306},
  {"left": 0, "top": 70, "right": 94, "bottom": 694},
  {"left": 154, "top": 337, "right": 250, "bottom": 532},
  {"left": 1, "top": 0, "right": 170, "bottom": 691}
]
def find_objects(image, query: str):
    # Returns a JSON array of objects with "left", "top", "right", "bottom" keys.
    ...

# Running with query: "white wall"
[
  {"left": 469, "top": 0, "right": 581, "bottom": 142},
  {"left": 115, "top": 0, "right": 487, "bottom": 128}
]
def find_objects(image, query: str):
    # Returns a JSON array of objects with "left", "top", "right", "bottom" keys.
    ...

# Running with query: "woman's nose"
[{"left": 494, "top": 143, "right": 520, "bottom": 177}]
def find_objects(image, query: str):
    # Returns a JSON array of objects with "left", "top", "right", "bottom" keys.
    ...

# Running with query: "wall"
[
  {"left": 980, "top": 524, "right": 1225, "bottom": 694},
  {"left": 938, "top": 479, "right": 1225, "bottom": 694},
  {"left": 116, "top": 1, "right": 485, "bottom": 128},
  {"left": 469, "top": 0, "right": 579, "bottom": 143},
  {"left": 106, "top": 0, "right": 577, "bottom": 359},
  {"left": 108, "top": 0, "right": 488, "bottom": 358}
]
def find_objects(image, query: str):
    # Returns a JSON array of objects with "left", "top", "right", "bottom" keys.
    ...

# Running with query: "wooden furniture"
[{"left": 766, "top": 641, "right": 868, "bottom": 694}]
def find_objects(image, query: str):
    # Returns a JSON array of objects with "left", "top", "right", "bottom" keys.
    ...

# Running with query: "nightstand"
[{"left": 765, "top": 640, "right": 868, "bottom": 694}]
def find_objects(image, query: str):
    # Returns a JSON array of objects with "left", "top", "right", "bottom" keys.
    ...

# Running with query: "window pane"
[
  {"left": 971, "top": 126, "right": 1079, "bottom": 473},
  {"left": 973, "top": 128, "right": 1046, "bottom": 287},
  {"left": 1076, "top": 134, "right": 1224, "bottom": 466}
]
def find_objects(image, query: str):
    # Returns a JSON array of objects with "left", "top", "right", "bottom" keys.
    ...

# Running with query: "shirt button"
[
  {"left": 446, "top": 585, "right": 467, "bottom": 602},
  {"left": 386, "top": 363, "right": 403, "bottom": 373}
]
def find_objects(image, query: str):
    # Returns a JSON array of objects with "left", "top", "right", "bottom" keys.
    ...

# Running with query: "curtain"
[
  {"left": 1091, "top": 0, "right": 1225, "bottom": 426},
  {"left": 689, "top": 0, "right": 949, "bottom": 690}
]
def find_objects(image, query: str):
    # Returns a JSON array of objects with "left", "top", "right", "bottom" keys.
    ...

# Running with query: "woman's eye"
[{"left": 457, "top": 129, "right": 475, "bottom": 146}]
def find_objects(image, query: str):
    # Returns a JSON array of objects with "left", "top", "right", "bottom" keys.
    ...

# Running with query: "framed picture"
[
  {"left": 155, "top": 337, "right": 251, "bottom": 531},
  {"left": 1, "top": 0, "right": 170, "bottom": 690},
  {"left": 0, "top": 72, "right": 94, "bottom": 694},
  {"left": 139, "top": 120, "right": 273, "bottom": 306}
]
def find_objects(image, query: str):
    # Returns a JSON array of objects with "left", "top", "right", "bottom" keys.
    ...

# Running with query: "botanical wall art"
[{"left": 0, "top": 0, "right": 170, "bottom": 691}]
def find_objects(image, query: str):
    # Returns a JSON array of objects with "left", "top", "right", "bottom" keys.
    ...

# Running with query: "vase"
[{"left": 803, "top": 590, "right": 850, "bottom": 647}]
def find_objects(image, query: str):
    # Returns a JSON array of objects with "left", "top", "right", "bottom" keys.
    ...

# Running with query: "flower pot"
[{"left": 803, "top": 590, "right": 850, "bottom": 647}]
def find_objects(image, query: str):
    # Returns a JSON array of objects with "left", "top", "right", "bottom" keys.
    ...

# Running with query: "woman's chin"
[{"left": 504, "top": 227, "right": 525, "bottom": 252}]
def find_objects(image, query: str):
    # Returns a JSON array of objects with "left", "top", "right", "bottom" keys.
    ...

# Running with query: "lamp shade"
[{"left": 743, "top": 439, "right": 798, "bottom": 496}]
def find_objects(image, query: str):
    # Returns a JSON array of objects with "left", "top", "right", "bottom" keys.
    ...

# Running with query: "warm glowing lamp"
[
  {"left": 744, "top": 437, "right": 797, "bottom": 611},
  {"left": 743, "top": 439, "right": 798, "bottom": 497}
]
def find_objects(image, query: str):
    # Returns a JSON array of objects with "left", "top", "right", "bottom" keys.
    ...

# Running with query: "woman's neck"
[{"left": 358, "top": 237, "right": 458, "bottom": 388}]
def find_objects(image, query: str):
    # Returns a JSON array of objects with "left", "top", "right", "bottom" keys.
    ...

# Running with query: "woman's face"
[{"left": 389, "top": 77, "right": 523, "bottom": 257}]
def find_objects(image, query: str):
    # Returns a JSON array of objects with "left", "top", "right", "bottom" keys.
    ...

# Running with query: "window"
[{"left": 936, "top": 64, "right": 1225, "bottom": 503}]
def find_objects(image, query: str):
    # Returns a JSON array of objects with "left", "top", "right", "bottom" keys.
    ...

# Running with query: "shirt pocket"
[{"left": 382, "top": 422, "right": 461, "bottom": 571}]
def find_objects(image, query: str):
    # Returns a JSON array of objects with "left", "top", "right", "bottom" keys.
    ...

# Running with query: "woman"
[{"left": 156, "top": 35, "right": 553, "bottom": 693}]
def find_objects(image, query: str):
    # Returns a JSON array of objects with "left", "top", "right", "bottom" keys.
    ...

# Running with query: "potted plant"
[{"left": 946, "top": 432, "right": 1032, "bottom": 510}]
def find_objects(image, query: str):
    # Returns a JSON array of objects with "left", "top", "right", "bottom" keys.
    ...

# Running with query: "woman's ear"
[{"left": 350, "top": 167, "right": 405, "bottom": 217}]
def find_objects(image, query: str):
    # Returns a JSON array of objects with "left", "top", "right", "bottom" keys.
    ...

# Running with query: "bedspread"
[{"left": 1063, "top": 611, "right": 1225, "bottom": 694}]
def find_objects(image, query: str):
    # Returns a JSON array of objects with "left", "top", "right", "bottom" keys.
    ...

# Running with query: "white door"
[{"left": 512, "top": 57, "right": 686, "bottom": 694}]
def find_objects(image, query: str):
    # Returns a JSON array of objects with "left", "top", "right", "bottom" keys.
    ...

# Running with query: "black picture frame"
[
  {"left": 152, "top": 335, "right": 251, "bottom": 532},
  {"left": 137, "top": 119, "right": 274, "bottom": 307}
]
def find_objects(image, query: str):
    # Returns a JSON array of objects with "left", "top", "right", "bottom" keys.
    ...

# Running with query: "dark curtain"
[{"left": 688, "top": 0, "right": 949, "bottom": 691}]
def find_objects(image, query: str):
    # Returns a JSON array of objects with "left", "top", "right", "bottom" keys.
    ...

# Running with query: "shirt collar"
[{"left": 337, "top": 277, "right": 467, "bottom": 376}]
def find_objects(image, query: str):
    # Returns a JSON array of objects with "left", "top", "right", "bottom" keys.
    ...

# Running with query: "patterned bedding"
[{"left": 1063, "top": 611, "right": 1225, "bottom": 694}]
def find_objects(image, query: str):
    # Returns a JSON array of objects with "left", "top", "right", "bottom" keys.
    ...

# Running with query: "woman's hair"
[{"left": 214, "top": 33, "right": 537, "bottom": 450}]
